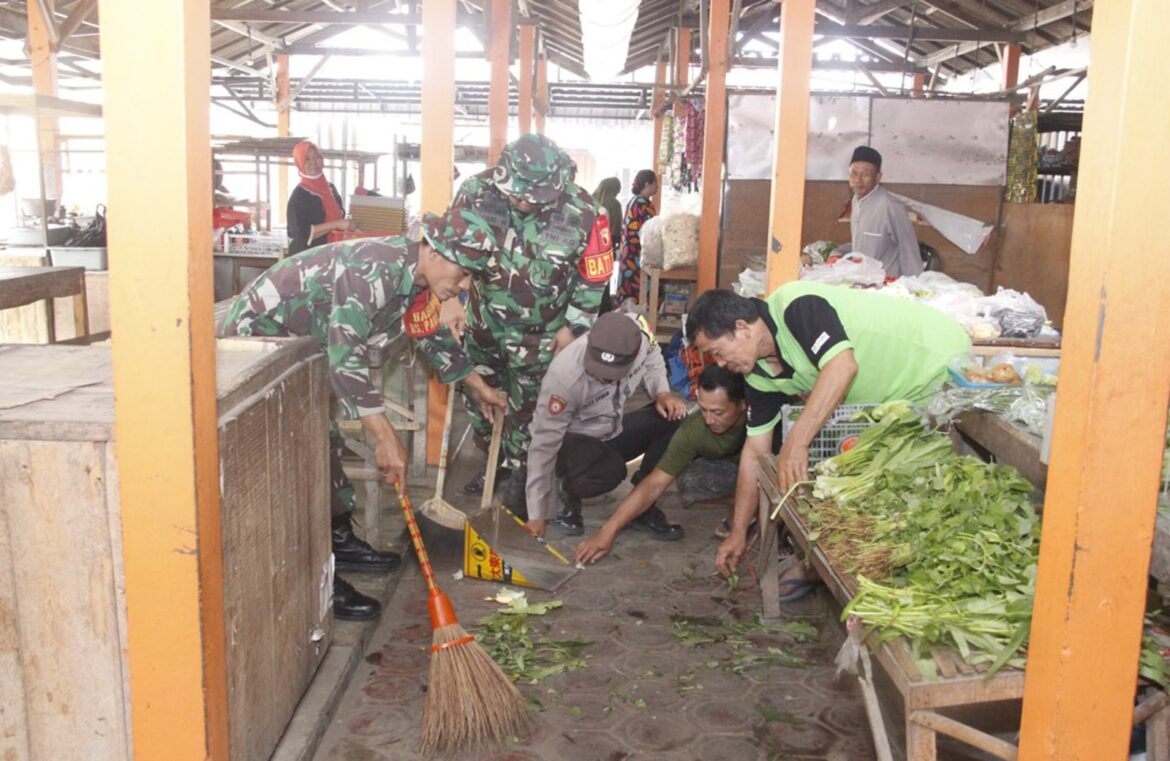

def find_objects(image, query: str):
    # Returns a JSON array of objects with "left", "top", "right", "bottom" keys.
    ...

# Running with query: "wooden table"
[
  {"left": 954, "top": 411, "right": 1048, "bottom": 488},
  {"left": 0, "top": 265, "right": 88, "bottom": 342}
]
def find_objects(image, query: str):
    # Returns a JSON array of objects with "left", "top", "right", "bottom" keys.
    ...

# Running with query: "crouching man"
[
  {"left": 523, "top": 312, "right": 688, "bottom": 537},
  {"left": 575, "top": 365, "right": 748, "bottom": 564}
]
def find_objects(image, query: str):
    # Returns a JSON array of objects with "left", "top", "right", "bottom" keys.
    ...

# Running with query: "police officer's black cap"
[
  {"left": 850, "top": 145, "right": 882, "bottom": 170},
  {"left": 584, "top": 313, "right": 643, "bottom": 382}
]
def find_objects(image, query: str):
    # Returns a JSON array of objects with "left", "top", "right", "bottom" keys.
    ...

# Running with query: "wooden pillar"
[
  {"left": 673, "top": 27, "right": 692, "bottom": 122},
  {"left": 650, "top": 55, "right": 666, "bottom": 209},
  {"left": 421, "top": 0, "right": 457, "bottom": 464},
  {"left": 911, "top": 71, "right": 925, "bottom": 97},
  {"left": 534, "top": 42, "right": 548, "bottom": 135},
  {"left": 518, "top": 25, "right": 535, "bottom": 135},
  {"left": 27, "top": 0, "right": 61, "bottom": 202},
  {"left": 99, "top": 1, "right": 228, "bottom": 759},
  {"left": 276, "top": 53, "right": 290, "bottom": 226},
  {"left": 1002, "top": 42, "right": 1021, "bottom": 91},
  {"left": 1017, "top": 1, "right": 1170, "bottom": 759},
  {"left": 488, "top": 0, "right": 511, "bottom": 164},
  {"left": 696, "top": 4, "right": 729, "bottom": 293},
  {"left": 764, "top": 0, "right": 815, "bottom": 293}
]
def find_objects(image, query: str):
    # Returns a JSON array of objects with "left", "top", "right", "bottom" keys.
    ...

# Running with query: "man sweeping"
[
  {"left": 441, "top": 133, "right": 614, "bottom": 514},
  {"left": 219, "top": 207, "right": 506, "bottom": 621}
]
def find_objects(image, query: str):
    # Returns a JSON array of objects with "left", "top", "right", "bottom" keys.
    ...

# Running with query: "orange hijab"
[{"left": 292, "top": 141, "right": 344, "bottom": 223}]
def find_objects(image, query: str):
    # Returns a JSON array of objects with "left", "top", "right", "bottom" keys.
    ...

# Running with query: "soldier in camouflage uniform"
[
  {"left": 445, "top": 133, "right": 615, "bottom": 513},
  {"left": 219, "top": 207, "right": 505, "bottom": 621}
]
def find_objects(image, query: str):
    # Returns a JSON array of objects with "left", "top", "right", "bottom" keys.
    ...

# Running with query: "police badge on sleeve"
[{"left": 548, "top": 395, "right": 568, "bottom": 415}]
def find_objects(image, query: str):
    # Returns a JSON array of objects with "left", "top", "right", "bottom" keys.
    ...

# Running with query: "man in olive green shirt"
[{"left": 575, "top": 365, "right": 748, "bottom": 565}]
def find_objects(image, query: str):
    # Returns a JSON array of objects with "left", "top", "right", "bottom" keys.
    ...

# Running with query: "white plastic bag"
[
  {"left": 640, "top": 215, "right": 665, "bottom": 268},
  {"left": 799, "top": 252, "right": 886, "bottom": 287},
  {"left": 974, "top": 287, "right": 1048, "bottom": 338}
]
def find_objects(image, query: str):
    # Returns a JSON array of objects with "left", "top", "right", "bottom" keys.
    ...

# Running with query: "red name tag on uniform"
[
  {"left": 403, "top": 290, "right": 440, "bottom": 338},
  {"left": 579, "top": 215, "right": 614, "bottom": 284}
]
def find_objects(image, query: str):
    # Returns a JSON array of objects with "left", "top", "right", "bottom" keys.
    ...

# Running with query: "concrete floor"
[{"left": 309, "top": 412, "right": 885, "bottom": 761}]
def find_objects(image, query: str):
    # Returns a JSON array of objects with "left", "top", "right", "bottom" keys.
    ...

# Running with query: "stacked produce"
[{"left": 801, "top": 401, "right": 1040, "bottom": 671}]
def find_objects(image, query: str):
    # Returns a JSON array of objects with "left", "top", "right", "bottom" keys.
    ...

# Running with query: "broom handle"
[
  {"left": 480, "top": 413, "right": 505, "bottom": 511},
  {"left": 393, "top": 480, "right": 440, "bottom": 594},
  {"left": 433, "top": 383, "right": 456, "bottom": 497}
]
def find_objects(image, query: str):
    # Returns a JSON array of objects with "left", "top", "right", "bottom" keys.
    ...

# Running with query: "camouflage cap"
[
  {"left": 421, "top": 208, "right": 496, "bottom": 275},
  {"left": 491, "top": 132, "right": 569, "bottom": 205}
]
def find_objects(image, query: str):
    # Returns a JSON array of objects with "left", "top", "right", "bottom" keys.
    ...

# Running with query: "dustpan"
[{"left": 462, "top": 416, "right": 579, "bottom": 592}]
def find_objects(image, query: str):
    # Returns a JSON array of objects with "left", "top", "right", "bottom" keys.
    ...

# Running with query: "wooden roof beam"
[{"left": 211, "top": 9, "right": 420, "bottom": 25}]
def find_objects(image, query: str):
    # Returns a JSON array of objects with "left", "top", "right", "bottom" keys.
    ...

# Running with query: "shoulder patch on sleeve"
[
  {"left": 403, "top": 290, "right": 440, "bottom": 338},
  {"left": 578, "top": 239, "right": 614, "bottom": 285},
  {"left": 548, "top": 395, "right": 568, "bottom": 415}
]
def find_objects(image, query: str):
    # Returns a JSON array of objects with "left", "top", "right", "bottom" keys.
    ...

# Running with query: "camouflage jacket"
[
  {"left": 450, "top": 171, "right": 613, "bottom": 349},
  {"left": 218, "top": 237, "right": 471, "bottom": 419}
]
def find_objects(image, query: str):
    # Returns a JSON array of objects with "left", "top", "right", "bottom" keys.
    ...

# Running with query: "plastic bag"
[
  {"left": 799, "top": 252, "right": 886, "bottom": 287},
  {"left": 734, "top": 267, "right": 766, "bottom": 298},
  {"left": 640, "top": 214, "right": 664, "bottom": 268},
  {"left": 975, "top": 287, "right": 1048, "bottom": 338},
  {"left": 63, "top": 204, "right": 106, "bottom": 247}
]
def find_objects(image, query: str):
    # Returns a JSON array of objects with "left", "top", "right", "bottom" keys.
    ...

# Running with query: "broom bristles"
[{"left": 420, "top": 623, "right": 530, "bottom": 756}]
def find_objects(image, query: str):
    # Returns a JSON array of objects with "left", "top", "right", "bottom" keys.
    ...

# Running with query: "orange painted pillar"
[
  {"left": 421, "top": 0, "right": 457, "bottom": 464},
  {"left": 518, "top": 25, "right": 535, "bottom": 135},
  {"left": 534, "top": 47, "right": 548, "bottom": 135},
  {"left": 911, "top": 71, "right": 925, "bottom": 97},
  {"left": 488, "top": 0, "right": 511, "bottom": 163},
  {"left": 1017, "top": 1, "right": 1170, "bottom": 759},
  {"left": 650, "top": 56, "right": 666, "bottom": 209},
  {"left": 27, "top": 0, "right": 62, "bottom": 203},
  {"left": 696, "top": 2, "right": 730, "bottom": 293},
  {"left": 1002, "top": 42, "right": 1021, "bottom": 91},
  {"left": 99, "top": 1, "right": 229, "bottom": 759},
  {"left": 764, "top": 0, "right": 815, "bottom": 293},
  {"left": 276, "top": 53, "right": 290, "bottom": 226}
]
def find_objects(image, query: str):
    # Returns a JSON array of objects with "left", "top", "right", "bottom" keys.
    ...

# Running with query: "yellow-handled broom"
[{"left": 393, "top": 479, "right": 530, "bottom": 755}]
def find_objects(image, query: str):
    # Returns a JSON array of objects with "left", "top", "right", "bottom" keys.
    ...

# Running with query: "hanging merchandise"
[
  {"left": 1004, "top": 110, "right": 1038, "bottom": 203},
  {"left": 670, "top": 110, "right": 688, "bottom": 192},
  {"left": 684, "top": 100, "right": 705, "bottom": 181},
  {"left": 0, "top": 146, "right": 14, "bottom": 197},
  {"left": 657, "top": 112, "right": 674, "bottom": 171}
]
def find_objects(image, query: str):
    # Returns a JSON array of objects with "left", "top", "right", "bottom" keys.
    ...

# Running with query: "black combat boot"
[
  {"left": 333, "top": 576, "right": 382, "bottom": 621},
  {"left": 332, "top": 514, "right": 402, "bottom": 574}
]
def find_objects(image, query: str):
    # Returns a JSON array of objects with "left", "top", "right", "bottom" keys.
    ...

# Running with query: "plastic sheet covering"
[{"left": 927, "top": 382, "right": 1055, "bottom": 438}]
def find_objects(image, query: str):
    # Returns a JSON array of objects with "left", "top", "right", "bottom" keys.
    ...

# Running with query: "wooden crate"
[
  {"left": 756, "top": 455, "right": 1025, "bottom": 760},
  {"left": 0, "top": 337, "right": 332, "bottom": 761}
]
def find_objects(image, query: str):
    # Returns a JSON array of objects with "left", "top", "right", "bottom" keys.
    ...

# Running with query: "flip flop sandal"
[
  {"left": 777, "top": 579, "right": 819, "bottom": 604},
  {"left": 714, "top": 517, "right": 759, "bottom": 540}
]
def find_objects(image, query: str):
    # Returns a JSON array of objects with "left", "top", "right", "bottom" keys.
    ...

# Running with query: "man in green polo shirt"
[
  {"left": 575, "top": 365, "right": 749, "bottom": 565},
  {"left": 685, "top": 282, "right": 969, "bottom": 579}
]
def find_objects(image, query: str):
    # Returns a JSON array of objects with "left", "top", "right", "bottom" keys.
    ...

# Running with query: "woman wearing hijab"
[
  {"left": 287, "top": 140, "right": 355, "bottom": 255},
  {"left": 615, "top": 169, "right": 658, "bottom": 307}
]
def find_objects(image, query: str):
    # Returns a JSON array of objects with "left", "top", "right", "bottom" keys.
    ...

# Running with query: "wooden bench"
[{"left": 756, "top": 453, "right": 1170, "bottom": 760}]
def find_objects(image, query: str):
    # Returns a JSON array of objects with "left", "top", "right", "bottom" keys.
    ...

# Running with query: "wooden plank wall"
[
  {"left": 993, "top": 202, "right": 1074, "bottom": 329},
  {"left": 219, "top": 355, "right": 331, "bottom": 761},
  {"left": 0, "top": 439, "right": 131, "bottom": 761}
]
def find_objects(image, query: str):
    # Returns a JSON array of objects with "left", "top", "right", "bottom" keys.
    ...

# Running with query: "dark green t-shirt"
[{"left": 655, "top": 411, "right": 747, "bottom": 478}]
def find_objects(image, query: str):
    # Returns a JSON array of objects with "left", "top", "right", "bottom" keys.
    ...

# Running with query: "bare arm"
[
  {"left": 360, "top": 412, "right": 407, "bottom": 490},
  {"left": 777, "top": 349, "right": 858, "bottom": 491},
  {"left": 714, "top": 430, "right": 773, "bottom": 577},
  {"left": 575, "top": 468, "right": 675, "bottom": 564}
]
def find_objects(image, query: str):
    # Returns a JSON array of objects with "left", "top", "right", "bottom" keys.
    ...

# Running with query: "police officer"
[
  {"left": 442, "top": 134, "right": 615, "bottom": 513},
  {"left": 219, "top": 207, "right": 506, "bottom": 621},
  {"left": 524, "top": 312, "right": 688, "bottom": 536}
]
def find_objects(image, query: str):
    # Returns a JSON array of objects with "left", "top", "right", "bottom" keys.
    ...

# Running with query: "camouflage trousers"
[{"left": 460, "top": 322, "right": 555, "bottom": 471}]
